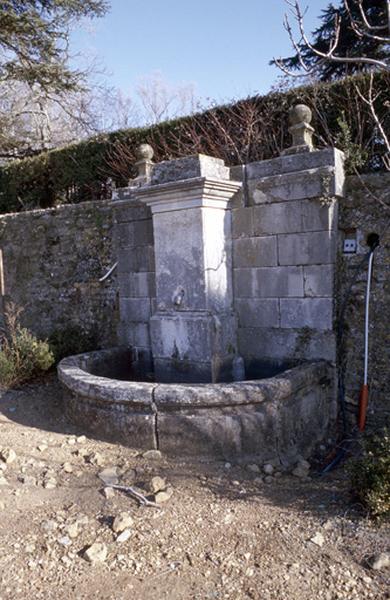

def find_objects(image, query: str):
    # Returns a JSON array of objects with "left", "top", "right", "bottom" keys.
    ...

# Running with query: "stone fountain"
[{"left": 58, "top": 104, "right": 343, "bottom": 462}]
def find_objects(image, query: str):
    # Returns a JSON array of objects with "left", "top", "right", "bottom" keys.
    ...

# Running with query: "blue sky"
[{"left": 72, "top": 0, "right": 332, "bottom": 103}]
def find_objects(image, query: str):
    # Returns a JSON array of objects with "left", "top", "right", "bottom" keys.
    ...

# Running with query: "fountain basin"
[{"left": 58, "top": 347, "right": 335, "bottom": 464}]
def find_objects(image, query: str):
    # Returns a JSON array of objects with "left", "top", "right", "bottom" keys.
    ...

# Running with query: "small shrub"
[
  {"left": 349, "top": 428, "right": 390, "bottom": 518},
  {"left": 48, "top": 325, "right": 98, "bottom": 362},
  {"left": 0, "top": 303, "right": 54, "bottom": 389}
]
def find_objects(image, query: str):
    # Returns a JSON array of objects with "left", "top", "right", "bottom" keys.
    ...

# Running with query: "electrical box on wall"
[
  {"left": 342, "top": 229, "right": 357, "bottom": 254},
  {"left": 343, "top": 238, "right": 357, "bottom": 253}
]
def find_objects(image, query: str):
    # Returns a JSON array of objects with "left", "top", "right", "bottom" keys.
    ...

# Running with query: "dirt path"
[{"left": 0, "top": 374, "right": 388, "bottom": 600}]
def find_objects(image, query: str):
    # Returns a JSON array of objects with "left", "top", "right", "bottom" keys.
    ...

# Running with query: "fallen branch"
[{"left": 111, "top": 484, "right": 161, "bottom": 508}]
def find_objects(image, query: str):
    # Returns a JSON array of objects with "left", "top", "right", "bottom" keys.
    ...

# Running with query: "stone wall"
[
  {"left": 338, "top": 173, "right": 390, "bottom": 424},
  {"left": 0, "top": 200, "right": 117, "bottom": 350}
]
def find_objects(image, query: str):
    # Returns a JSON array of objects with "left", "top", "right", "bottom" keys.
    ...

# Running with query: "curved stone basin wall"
[{"left": 58, "top": 347, "right": 335, "bottom": 464}]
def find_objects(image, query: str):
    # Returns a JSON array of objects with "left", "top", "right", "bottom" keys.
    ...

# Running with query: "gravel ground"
[{"left": 0, "top": 374, "right": 388, "bottom": 600}]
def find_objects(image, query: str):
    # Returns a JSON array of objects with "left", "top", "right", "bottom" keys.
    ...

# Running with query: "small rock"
[
  {"left": 75, "top": 448, "right": 89, "bottom": 458},
  {"left": 154, "top": 486, "right": 173, "bottom": 504},
  {"left": 292, "top": 466, "right": 309, "bottom": 479},
  {"left": 102, "top": 487, "right": 115, "bottom": 499},
  {"left": 87, "top": 452, "right": 105, "bottom": 467},
  {"left": 274, "top": 471, "right": 282, "bottom": 479},
  {"left": 62, "top": 462, "right": 73, "bottom": 473},
  {"left": 57, "top": 536, "right": 72, "bottom": 547},
  {"left": 76, "top": 435, "right": 86, "bottom": 444},
  {"left": 264, "top": 475, "right": 273, "bottom": 484},
  {"left": 41, "top": 519, "right": 58, "bottom": 533},
  {"left": 0, "top": 475, "right": 8, "bottom": 486},
  {"left": 66, "top": 523, "right": 79, "bottom": 539},
  {"left": 0, "top": 448, "right": 16, "bottom": 464},
  {"left": 61, "top": 555, "right": 72, "bottom": 567},
  {"left": 263, "top": 464, "right": 274, "bottom": 475},
  {"left": 224, "top": 462, "right": 232, "bottom": 469},
  {"left": 112, "top": 512, "right": 134, "bottom": 533},
  {"left": 18, "top": 475, "right": 36, "bottom": 486},
  {"left": 0, "top": 462, "right": 6, "bottom": 472},
  {"left": 0, "top": 501, "right": 5, "bottom": 510},
  {"left": 310, "top": 532, "right": 325, "bottom": 547},
  {"left": 246, "top": 464, "right": 260, "bottom": 474},
  {"left": 76, "top": 514, "right": 89, "bottom": 526},
  {"left": 369, "top": 552, "right": 390, "bottom": 571},
  {"left": 98, "top": 467, "right": 119, "bottom": 486},
  {"left": 83, "top": 542, "right": 107, "bottom": 564},
  {"left": 121, "top": 468, "right": 136, "bottom": 485},
  {"left": 297, "top": 458, "right": 310, "bottom": 470},
  {"left": 143, "top": 450, "right": 162, "bottom": 460},
  {"left": 116, "top": 529, "right": 131, "bottom": 543},
  {"left": 43, "top": 478, "right": 57, "bottom": 489},
  {"left": 67, "top": 437, "right": 76, "bottom": 446},
  {"left": 254, "top": 477, "right": 263, "bottom": 484},
  {"left": 37, "top": 444, "right": 48, "bottom": 453},
  {"left": 149, "top": 476, "right": 166, "bottom": 493}
]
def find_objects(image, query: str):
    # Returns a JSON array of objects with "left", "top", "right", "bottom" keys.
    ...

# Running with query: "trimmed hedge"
[{"left": 0, "top": 73, "right": 388, "bottom": 213}]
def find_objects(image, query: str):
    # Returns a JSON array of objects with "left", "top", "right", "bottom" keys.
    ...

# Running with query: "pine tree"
[{"left": 273, "top": 0, "right": 389, "bottom": 81}]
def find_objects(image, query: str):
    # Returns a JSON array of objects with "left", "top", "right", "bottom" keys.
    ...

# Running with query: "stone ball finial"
[
  {"left": 288, "top": 104, "right": 312, "bottom": 127},
  {"left": 136, "top": 143, "right": 154, "bottom": 162}
]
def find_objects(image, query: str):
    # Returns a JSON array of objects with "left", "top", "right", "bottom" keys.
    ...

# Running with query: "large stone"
[
  {"left": 280, "top": 298, "right": 333, "bottom": 331},
  {"left": 236, "top": 299, "right": 280, "bottom": 328},
  {"left": 303, "top": 265, "right": 334, "bottom": 297},
  {"left": 151, "top": 154, "right": 230, "bottom": 184},
  {"left": 253, "top": 201, "right": 302, "bottom": 235},
  {"left": 278, "top": 232, "right": 336, "bottom": 266},
  {"left": 233, "top": 237, "right": 278, "bottom": 268}
]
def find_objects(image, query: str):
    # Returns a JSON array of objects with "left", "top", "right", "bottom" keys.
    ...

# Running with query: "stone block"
[
  {"left": 253, "top": 266, "right": 304, "bottom": 298},
  {"left": 303, "top": 265, "right": 334, "bottom": 297},
  {"left": 117, "top": 245, "right": 155, "bottom": 273},
  {"left": 248, "top": 166, "right": 339, "bottom": 205},
  {"left": 119, "top": 297, "right": 151, "bottom": 323},
  {"left": 115, "top": 220, "right": 153, "bottom": 248},
  {"left": 114, "top": 201, "right": 150, "bottom": 223},
  {"left": 150, "top": 312, "right": 237, "bottom": 363},
  {"left": 133, "top": 219, "right": 154, "bottom": 246},
  {"left": 132, "top": 323, "right": 151, "bottom": 348},
  {"left": 64, "top": 392, "right": 156, "bottom": 448},
  {"left": 245, "top": 148, "right": 345, "bottom": 182},
  {"left": 235, "top": 298, "right": 279, "bottom": 328},
  {"left": 119, "top": 272, "right": 155, "bottom": 298},
  {"left": 151, "top": 154, "right": 230, "bottom": 185},
  {"left": 233, "top": 268, "right": 254, "bottom": 298},
  {"left": 114, "top": 222, "right": 135, "bottom": 247},
  {"left": 233, "top": 236, "right": 278, "bottom": 268},
  {"left": 238, "top": 327, "right": 336, "bottom": 361},
  {"left": 253, "top": 201, "right": 302, "bottom": 235},
  {"left": 280, "top": 298, "right": 333, "bottom": 330},
  {"left": 232, "top": 207, "right": 253, "bottom": 238},
  {"left": 117, "top": 321, "right": 151, "bottom": 348},
  {"left": 301, "top": 199, "right": 337, "bottom": 231},
  {"left": 238, "top": 327, "right": 298, "bottom": 360},
  {"left": 278, "top": 232, "right": 336, "bottom": 266}
]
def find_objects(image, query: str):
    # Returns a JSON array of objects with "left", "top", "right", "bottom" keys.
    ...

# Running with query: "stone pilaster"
[{"left": 137, "top": 160, "right": 242, "bottom": 383}]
